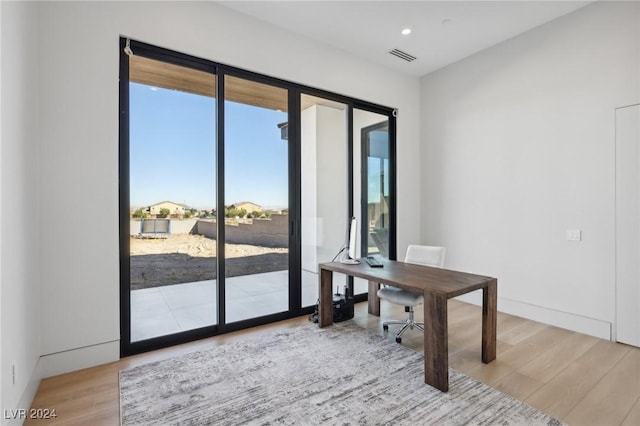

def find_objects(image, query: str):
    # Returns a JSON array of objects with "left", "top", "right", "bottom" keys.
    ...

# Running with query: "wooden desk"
[{"left": 318, "top": 259, "right": 497, "bottom": 392}]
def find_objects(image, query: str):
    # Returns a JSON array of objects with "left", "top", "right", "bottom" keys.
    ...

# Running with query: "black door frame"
[
  {"left": 119, "top": 38, "right": 396, "bottom": 356},
  {"left": 359, "top": 120, "right": 397, "bottom": 262}
]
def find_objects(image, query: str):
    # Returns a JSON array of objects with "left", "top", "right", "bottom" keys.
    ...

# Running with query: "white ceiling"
[{"left": 219, "top": 1, "right": 592, "bottom": 77}]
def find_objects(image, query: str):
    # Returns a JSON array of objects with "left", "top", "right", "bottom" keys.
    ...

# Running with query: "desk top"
[{"left": 319, "top": 259, "right": 495, "bottom": 298}]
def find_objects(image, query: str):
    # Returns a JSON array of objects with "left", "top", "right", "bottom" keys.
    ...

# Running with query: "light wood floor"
[{"left": 26, "top": 299, "right": 640, "bottom": 425}]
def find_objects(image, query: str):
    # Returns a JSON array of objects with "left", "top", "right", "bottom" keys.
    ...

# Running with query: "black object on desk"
[{"left": 366, "top": 256, "right": 384, "bottom": 267}]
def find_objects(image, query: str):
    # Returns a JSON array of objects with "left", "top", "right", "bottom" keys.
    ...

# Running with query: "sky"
[{"left": 129, "top": 82, "right": 289, "bottom": 210}]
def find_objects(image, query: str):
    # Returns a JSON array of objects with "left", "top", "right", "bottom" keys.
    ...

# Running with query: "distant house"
[
  {"left": 148, "top": 201, "right": 189, "bottom": 218},
  {"left": 230, "top": 201, "right": 261, "bottom": 212}
]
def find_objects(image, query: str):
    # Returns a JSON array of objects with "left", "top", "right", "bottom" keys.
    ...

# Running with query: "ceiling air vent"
[{"left": 389, "top": 48, "right": 417, "bottom": 63}]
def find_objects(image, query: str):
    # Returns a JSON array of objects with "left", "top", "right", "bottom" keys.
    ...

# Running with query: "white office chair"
[{"left": 377, "top": 245, "right": 446, "bottom": 343}]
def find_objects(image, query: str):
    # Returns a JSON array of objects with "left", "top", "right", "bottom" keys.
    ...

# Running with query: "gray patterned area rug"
[{"left": 120, "top": 322, "right": 562, "bottom": 425}]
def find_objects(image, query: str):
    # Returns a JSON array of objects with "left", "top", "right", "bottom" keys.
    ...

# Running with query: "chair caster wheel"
[
  {"left": 395, "top": 337, "right": 402, "bottom": 344},
  {"left": 383, "top": 325, "right": 388, "bottom": 331}
]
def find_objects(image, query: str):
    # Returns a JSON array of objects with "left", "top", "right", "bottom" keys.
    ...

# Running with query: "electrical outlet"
[{"left": 566, "top": 229, "right": 582, "bottom": 241}]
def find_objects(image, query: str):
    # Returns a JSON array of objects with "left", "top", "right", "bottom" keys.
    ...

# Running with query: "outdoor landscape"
[
  {"left": 129, "top": 77, "right": 291, "bottom": 291},
  {"left": 130, "top": 233, "right": 288, "bottom": 290}
]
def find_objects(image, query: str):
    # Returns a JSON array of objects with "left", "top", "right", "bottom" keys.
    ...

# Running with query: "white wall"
[
  {"left": 0, "top": 1, "right": 42, "bottom": 420},
  {"left": 301, "top": 106, "right": 319, "bottom": 272},
  {"left": 1, "top": 0, "right": 4, "bottom": 414},
  {"left": 420, "top": 1, "right": 639, "bottom": 339},
  {"left": 615, "top": 104, "right": 640, "bottom": 346},
  {"left": 34, "top": 0, "right": 420, "bottom": 377},
  {"left": 316, "top": 106, "right": 350, "bottom": 265},
  {"left": 301, "top": 104, "right": 348, "bottom": 273},
  {"left": 301, "top": 104, "right": 351, "bottom": 302}
]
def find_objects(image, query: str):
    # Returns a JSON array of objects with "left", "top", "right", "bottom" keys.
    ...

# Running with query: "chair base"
[{"left": 382, "top": 317, "right": 424, "bottom": 343}]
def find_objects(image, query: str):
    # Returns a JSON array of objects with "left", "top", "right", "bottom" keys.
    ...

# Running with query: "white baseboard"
[
  {"left": 3, "top": 373, "right": 42, "bottom": 426},
  {"left": 37, "top": 340, "right": 120, "bottom": 379},
  {"left": 455, "top": 292, "right": 612, "bottom": 341},
  {"left": 2, "top": 340, "right": 119, "bottom": 426}
]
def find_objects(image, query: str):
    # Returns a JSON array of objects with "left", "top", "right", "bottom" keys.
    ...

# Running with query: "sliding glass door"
[
  {"left": 362, "top": 121, "right": 391, "bottom": 258},
  {"left": 224, "top": 76, "right": 290, "bottom": 323},
  {"left": 120, "top": 39, "right": 396, "bottom": 356},
  {"left": 120, "top": 42, "right": 297, "bottom": 354},
  {"left": 128, "top": 55, "right": 217, "bottom": 342},
  {"left": 352, "top": 107, "right": 396, "bottom": 296}
]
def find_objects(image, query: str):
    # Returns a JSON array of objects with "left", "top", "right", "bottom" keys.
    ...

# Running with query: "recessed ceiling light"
[{"left": 401, "top": 28, "right": 412, "bottom": 36}]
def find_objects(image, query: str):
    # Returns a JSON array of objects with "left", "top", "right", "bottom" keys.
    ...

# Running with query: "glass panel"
[
  {"left": 353, "top": 109, "right": 390, "bottom": 295},
  {"left": 129, "top": 56, "right": 217, "bottom": 342},
  {"left": 300, "top": 94, "right": 349, "bottom": 307},
  {"left": 364, "top": 123, "right": 390, "bottom": 257},
  {"left": 224, "top": 76, "right": 289, "bottom": 323}
]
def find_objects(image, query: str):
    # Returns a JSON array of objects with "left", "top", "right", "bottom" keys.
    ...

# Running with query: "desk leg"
[
  {"left": 482, "top": 279, "right": 497, "bottom": 363},
  {"left": 424, "top": 291, "right": 449, "bottom": 392},
  {"left": 368, "top": 281, "right": 380, "bottom": 316},
  {"left": 319, "top": 268, "right": 333, "bottom": 327}
]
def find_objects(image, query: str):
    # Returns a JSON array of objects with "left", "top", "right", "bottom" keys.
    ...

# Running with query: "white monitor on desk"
[{"left": 340, "top": 217, "right": 359, "bottom": 264}]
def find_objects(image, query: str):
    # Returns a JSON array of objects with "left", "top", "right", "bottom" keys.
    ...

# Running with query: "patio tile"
[
  {"left": 172, "top": 302, "right": 217, "bottom": 330},
  {"left": 160, "top": 281, "right": 217, "bottom": 310},
  {"left": 131, "top": 270, "right": 322, "bottom": 341},
  {"left": 131, "top": 307, "right": 181, "bottom": 342}
]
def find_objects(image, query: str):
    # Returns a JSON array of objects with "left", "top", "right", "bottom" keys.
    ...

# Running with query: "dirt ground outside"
[{"left": 130, "top": 234, "right": 288, "bottom": 290}]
